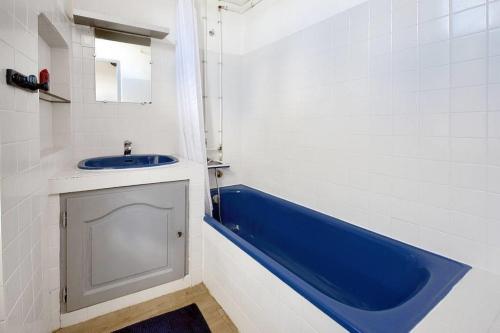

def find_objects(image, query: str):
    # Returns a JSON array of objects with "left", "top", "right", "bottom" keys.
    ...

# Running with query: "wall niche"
[{"left": 38, "top": 13, "right": 71, "bottom": 157}]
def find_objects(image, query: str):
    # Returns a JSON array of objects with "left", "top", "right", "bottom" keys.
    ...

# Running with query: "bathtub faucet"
[{"left": 124, "top": 140, "right": 132, "bottom": 155}]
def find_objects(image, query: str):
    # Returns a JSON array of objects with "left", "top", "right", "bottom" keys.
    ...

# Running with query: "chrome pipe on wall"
[{"left": 217, "top": 5, "right": 224, "bottom": 162}]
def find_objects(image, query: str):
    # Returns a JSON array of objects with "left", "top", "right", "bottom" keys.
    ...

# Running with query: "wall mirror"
[{"left": 94, "top": 29, "right": 152, "bottom": 104}]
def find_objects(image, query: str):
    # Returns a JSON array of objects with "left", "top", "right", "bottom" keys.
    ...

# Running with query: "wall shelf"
[
  {"left": 39, "top": 90, "right": 71, "bottom": 103},
  {"left": 207, "top": 160, "right": 230, "bottom": 169}
]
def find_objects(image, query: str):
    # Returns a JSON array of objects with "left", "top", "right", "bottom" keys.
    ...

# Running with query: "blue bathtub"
[{"left": 204, "top": 185, "right": 470, "bottom": 333}]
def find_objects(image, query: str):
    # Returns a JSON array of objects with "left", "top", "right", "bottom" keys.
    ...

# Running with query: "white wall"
[
  {"left": 71, "top": 25, "right": 178, "bottom": 162},
  {"left": 0, "top": 0, "right": 72, "bottom": 332},
  {"left": 219, "top": 0, "right": 500, "bottom": 275},
  {"left": 242, "top": 0, "right": 367, "bottom": 53}
]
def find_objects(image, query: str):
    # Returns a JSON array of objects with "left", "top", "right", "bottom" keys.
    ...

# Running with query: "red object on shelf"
[{"left": 39, "top": 69, "right": 49, "bottom": 91}]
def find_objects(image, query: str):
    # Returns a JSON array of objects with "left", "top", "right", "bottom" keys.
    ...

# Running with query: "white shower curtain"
[{"left": 175, "top": 0, "right": 212, "bottom": 214}]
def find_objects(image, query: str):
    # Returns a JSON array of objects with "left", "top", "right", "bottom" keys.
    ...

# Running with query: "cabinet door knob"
[{"left": 177, "top": 231, "right": 183, "bottom": 238}]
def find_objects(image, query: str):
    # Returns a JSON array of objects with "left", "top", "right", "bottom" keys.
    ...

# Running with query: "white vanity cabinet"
[{"left": 60, "top": 181, "right": 188, "bottom": 312}]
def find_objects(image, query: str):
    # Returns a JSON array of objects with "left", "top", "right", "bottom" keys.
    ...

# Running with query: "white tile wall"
[
  {"left": 216, "top": 0, "right": 500, "bottom": 275},
  {"left": 0, "top": 0, "right": 72, "bottom": 332},
  {"left": 70, "top": 26, "right": 178, "bottom": 163},
  {"left": 2, "top": 1, "right": 223, "bottom": 331}
]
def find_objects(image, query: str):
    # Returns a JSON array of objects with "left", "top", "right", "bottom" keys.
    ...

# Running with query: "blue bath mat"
[{"left": 113, "top": 304, "right": 211, "bottom": 333}]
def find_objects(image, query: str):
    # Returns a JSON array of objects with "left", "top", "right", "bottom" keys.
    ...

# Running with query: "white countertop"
[{"left": 49, "top": 158, "right": 204, "bottom": 194}]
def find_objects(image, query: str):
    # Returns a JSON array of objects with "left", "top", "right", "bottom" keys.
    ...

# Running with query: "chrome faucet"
[{"left": 124, "top": 140, "right": 132, "bottom": 155}]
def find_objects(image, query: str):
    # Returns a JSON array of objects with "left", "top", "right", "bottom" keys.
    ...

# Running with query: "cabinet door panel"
[
  {"left": 63, "top": 181, "right": 187, "bottom": 312},
  {"left": 90, "top": 204, "right": 170, "bottom": 286}
]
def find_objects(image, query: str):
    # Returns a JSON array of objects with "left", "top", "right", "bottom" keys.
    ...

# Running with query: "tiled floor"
[{"left": 54, "top": 284, "right": 237, "bottom": 333}]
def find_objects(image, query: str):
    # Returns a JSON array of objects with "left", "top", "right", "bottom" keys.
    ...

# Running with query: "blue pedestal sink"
[{"left": 78, "top": 154, "right": 178, "bottom": 170}]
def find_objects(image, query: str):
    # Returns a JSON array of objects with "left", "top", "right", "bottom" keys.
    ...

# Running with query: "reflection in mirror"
[
  {"left": 95, "top": 59, "right": 119, "bottom": 101},
  {"left": 95, "top": 29, "right": 152, "bottom": 103}
]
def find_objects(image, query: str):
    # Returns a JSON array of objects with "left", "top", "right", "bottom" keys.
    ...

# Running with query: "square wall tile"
[
  {"left": 393, "top": 25, "right": 418, "bottom": 51},
  {"left": 452, "top": 5, "right": 487, "bottom": 37},
  {"left": 490, "top": 0, "right": 500, "bottom": 28},
  {"left": 451, "top": 163, "right": 487, "bottom": 190},
  {"left": 369, "top": 0, "right": 392, "bottom": 37},
  {"left": 421, "top": 65, "right": 450, "bottom": 90},
  {"left": 451, "top": 59, "right": 487, "bottom": 87},
  {"left": 488, "top": 139, "right": 500, "bottom": 165},
  {"left": 451, "top": 112, "right": 487, "bottom": 137},
  {"left": 419, "top": 0, "right": 449, "bottom": 22},
  {"left": 489, "top": 112, "right": 500, "bottom": 137},
  {"left": 451, "top": 32, "right": 487, "bottom": 63},
  {"left": 392, "top": 0, "right": 418, "bottom": 29},
  {"left": 488, "top": 166, "right": 500, "bottom": 193},
  {"left": 452, "top": 0, "right": 486, "bottom": 12},
  {"left": 419, "top": 16, "right": 450, "bottom": 44},
  {"left": 451, "top": 86, "right": 487, "bottom": 112},
  {"left": 421, "top": 40, "right": 450, "bottom": 68},
  {"left": 421, "top": 113, "right": 450, "bottom": 137},
  {"left": 349, "top": 3, "right": 370, "bottom": 42},
  {"left": 487, "top": 192, "right": 500, "bottom": 219},
  {"left": 489, "top": 84, "right": 500, "bottom": 110},
  {"left": 451, "top": 138, "right": 488, "bottom": 163},
  {"left": 490, "top": 28, "right": 500, "bottom": 56},
  {"left": 420, "top": 89, "right": 450, "bottom": 114},
  {"left": 489, "top": 56, "right": 500, "bottom": 84}
]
